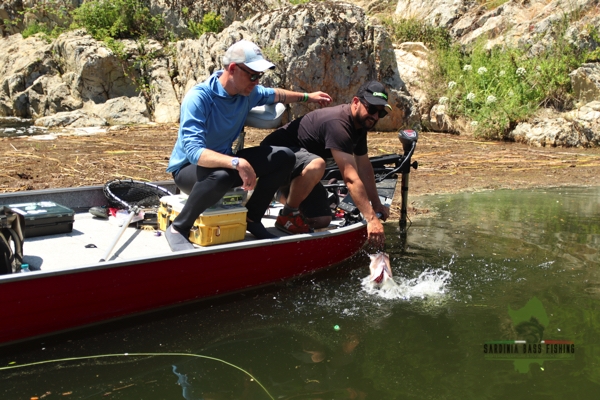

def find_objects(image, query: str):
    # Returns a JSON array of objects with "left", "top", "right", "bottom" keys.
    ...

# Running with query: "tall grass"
[
  {"left": 384, "top": 17, "right": 587, "bottom": 138},
  {"left": 381, "top": 16, "right": 452, "bottom": 50}
]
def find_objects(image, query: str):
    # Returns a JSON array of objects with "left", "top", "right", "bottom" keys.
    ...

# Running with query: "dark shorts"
[{"left": 281, "top": 148, "right": 332, "bottom": 219}]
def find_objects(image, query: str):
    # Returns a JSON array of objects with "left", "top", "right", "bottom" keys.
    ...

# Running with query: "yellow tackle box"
[{"left": 158, "top": 195, "right": 247, "bottom": 246}]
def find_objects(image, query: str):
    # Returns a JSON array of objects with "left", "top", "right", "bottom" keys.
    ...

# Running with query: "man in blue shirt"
[{"left": 165, "top": 40, "right": 332, "bottom": 251}]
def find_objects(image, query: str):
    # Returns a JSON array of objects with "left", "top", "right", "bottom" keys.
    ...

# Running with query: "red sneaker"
[{"left": 275, "top": 210, "right": 312, "bottom": 234}]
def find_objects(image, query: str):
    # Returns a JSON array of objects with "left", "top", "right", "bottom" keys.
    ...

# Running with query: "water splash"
[{"left": 361, "top": 268, "right": 452, "bottom": 300}]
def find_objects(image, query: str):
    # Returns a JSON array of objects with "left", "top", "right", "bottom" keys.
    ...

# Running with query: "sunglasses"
[
  {"left": 360, "top": 99, "right": 388, "bottom": 118},
  {"left": 236, "top": 64, "right": 263, "bottom": 82}
]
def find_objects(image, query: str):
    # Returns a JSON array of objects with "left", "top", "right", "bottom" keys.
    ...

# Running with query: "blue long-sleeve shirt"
[{"left": 167, "top": 71, "right": 275, "bottom": 174}]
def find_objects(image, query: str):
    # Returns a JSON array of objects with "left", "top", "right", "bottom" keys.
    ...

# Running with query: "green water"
[{"left": 1, "top": 187, "right": 599, "bottom": 399}]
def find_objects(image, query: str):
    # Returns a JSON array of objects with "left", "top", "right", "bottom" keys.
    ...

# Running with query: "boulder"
[
  {"left": 25, "top": 74, "right": 82, "bottom": 118},
  {"left": 84, "top": 96, "right": 151, "bottom": 125},
  {"left": 51, "top": 30, "right": 139, "bottom": 104},
  {"left": 570, "top": 63, "right": 600, "bottom": 104},
  {"left": 394, "top": 42, "right": 430, "bottom": 126},
  {"left": 34, "top": 110, "right": 108, "bottom": 128},
  {"left": 509, "top": 103, "right": 600, "bottom": 147},
  {"left": 0, "top": 34, "right": 59, "bottom": 117},
  {"left": 149, "top": 62, "right": 181, "bottom": 123}
]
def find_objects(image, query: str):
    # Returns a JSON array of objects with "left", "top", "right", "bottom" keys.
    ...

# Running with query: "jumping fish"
[{"left": 369, "top": 252, "right": 393, "bottom": 285}]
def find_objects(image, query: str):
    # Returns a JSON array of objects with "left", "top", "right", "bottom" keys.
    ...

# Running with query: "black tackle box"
[{"left": 5, "top": 201, "right": 75, "bottom": 238}]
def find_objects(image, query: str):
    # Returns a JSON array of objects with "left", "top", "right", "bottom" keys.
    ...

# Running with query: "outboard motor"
[{"left": 397, "top": 129, "right": 418, "bottom": 234}]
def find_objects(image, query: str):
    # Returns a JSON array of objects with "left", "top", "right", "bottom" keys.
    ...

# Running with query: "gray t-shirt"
[{"left": 261, "top": 104, "right": 368, "bottom": 158}]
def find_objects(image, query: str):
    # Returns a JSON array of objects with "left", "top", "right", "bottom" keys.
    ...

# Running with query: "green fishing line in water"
[{"left": 0, "top": 352, "right": 274, "bottom": 400}]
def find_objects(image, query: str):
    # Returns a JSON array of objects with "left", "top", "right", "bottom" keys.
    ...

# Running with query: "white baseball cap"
[{"left": 223, "top": 40, "right": 275, "bottom": 72}]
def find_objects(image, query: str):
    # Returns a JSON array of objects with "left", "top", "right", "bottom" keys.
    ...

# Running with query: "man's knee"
[
  {"left": 271, "top": 147, "right": 296, "bottom": 170},
  {"left": 306, "top": 158, "right": 326, "bottom": 174},
  {"left": 211, "top": 169, "right": 237, "bottom": 184},
  {"left": 189, "top": 169, "right": 236, "bottom": 195}
]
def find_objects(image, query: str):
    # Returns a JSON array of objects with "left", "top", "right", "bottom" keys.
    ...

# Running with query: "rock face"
[
  {"left": 0, "top": 30, "right": 155, "bottom": 128},
  {"left": 570, "top": 63, "right": 600, "bottom": 105},
  {"left": 1, "top": 0, "right": 599, "bottom": 144},
  {"left": 393, "top": 42, "right": 430, "bottom": 127},
  {"left": 148, "top": 0, "right": 284, "bottom": 37},
  {"left": 173, "top": 3, "right": 413, "bottom": 130},
  {"left": 0, "top": 34, "right": 58, "bottom": 117},
  {"left": 395, "top": 0, "right": 471, "bottom": 30},
  {"left": 396, "top": 0, "right": 599, "bottom": 50},
  {"left": 0, "top": 1, "right": 413, "bottom": 131}
]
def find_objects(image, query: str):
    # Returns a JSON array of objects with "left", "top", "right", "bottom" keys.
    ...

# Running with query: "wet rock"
[
  {"left": 84, "top": 96, "right": 151, "bottom": 125},
  {"left": 510, "top": 104, "right": 600, "bottom": 147},
  {"left": 34, "top": 110, "right": 108, "bottom": 128}
]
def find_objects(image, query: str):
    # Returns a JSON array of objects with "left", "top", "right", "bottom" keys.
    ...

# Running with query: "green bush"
[
  {"left": 71, "top": 0, "right": 165, "bottom": 41},
  {"left": 188, "top": 12, "right": 224, "bottom": 38},
  {"left": 22, "top": 22, "right": 52, "bottom": 39},
  {"left": 22, "top": 23, "right": 66, "bottom": 41},
  {"left": 424, "top": 24, "right": 584, "bottom": 138}
]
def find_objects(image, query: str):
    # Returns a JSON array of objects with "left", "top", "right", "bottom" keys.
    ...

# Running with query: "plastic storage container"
[
  {"left": 158, "top": 195, "right": 247, "bottom": 246},
  {"left": 4, "top": 201, "right": 75, "bottom": 238}
]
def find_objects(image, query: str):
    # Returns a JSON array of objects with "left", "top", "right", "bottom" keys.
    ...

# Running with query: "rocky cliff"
[
  {"left": 0, "top": 0, "right": 599, "bottom": 146},
  {"left": 0, "top": 1, "right": 414, "bottom": 131}
]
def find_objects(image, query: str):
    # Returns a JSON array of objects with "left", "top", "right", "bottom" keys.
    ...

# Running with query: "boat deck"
[{"left": 21, "top": 204, "right": 337, "bottom": 272}]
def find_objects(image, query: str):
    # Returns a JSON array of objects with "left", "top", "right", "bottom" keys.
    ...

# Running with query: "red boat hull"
[{"left": 0, "top": 224, "right": 367, "bottom": 346}]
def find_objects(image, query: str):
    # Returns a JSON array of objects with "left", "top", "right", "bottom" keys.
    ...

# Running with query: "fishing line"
[{"left": 0, "top": 352, "right": 274, "bottom": 400}]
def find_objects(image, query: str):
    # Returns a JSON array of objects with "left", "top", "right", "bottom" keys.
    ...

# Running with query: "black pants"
[{"left": 171, "top": 145, "right": 295, "bottom": 235}]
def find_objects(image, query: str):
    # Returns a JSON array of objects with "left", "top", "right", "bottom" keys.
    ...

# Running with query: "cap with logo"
[
  {"left": 223, "top": 40, "right": 275, "bottom": 72},
  {"left": 356, "top": 81, "right": 392, "bottom": 111}
]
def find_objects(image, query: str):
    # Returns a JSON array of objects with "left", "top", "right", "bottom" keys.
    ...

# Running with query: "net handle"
[{"left": 99, "top": 180, "right": 172, "bottom": 262}]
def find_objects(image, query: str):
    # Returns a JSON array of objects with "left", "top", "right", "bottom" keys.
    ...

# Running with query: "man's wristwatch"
[{"left": 231, "top": 157, "right": 239, "bottom": 170}]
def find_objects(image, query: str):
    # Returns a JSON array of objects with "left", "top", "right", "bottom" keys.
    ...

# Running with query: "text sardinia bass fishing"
[{"left": 483, "top": 341, "right": 575, "bottom": 355}]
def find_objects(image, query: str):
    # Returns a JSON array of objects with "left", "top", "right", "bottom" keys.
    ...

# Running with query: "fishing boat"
[{"left": 0, "top": 106, "right": 418, "bottom": 348}]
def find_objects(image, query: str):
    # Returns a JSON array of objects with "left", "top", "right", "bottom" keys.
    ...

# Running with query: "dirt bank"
[{"left": 2, "top": 125, "right": 600, "bottom": 219}]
